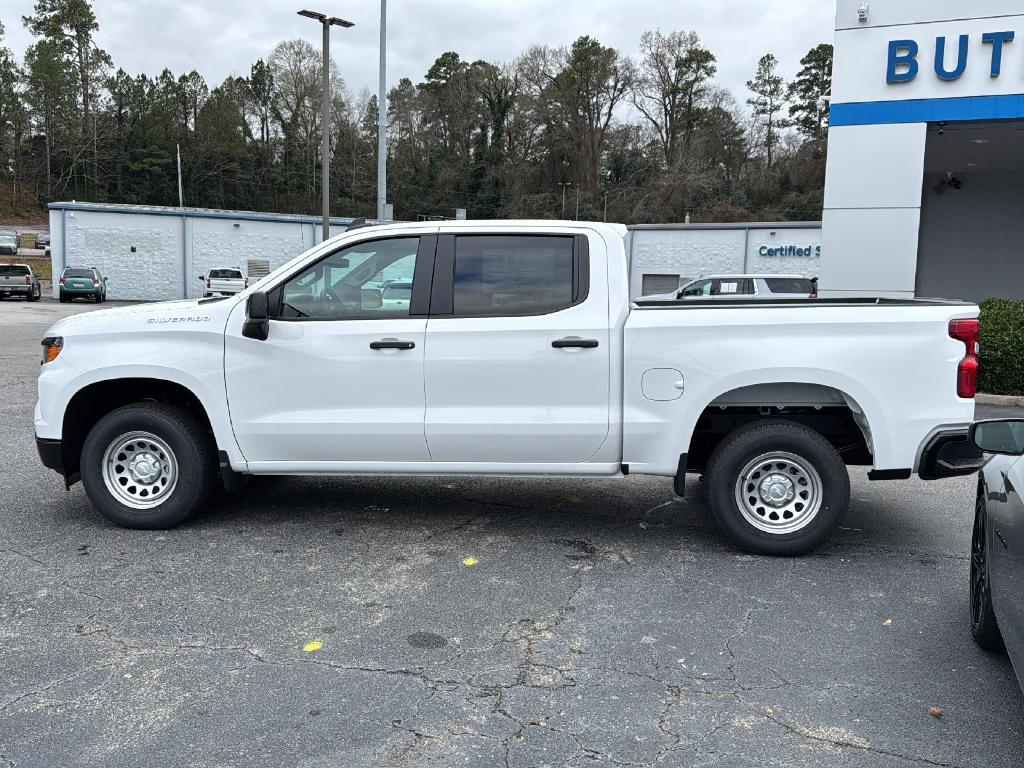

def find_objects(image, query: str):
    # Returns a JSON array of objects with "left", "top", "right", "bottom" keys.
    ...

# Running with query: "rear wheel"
[
  {"left": 27, "top": 285, "right": 40, "bottom": 302},
  {"left": 704, "top": 420, "right": 850, "bottom": 556},
  {"left": 970, "top": 489, "right": 1005, "bottom": 652},
  {"left": 80, "top": 403, "right": 216, "bottom": 529}
]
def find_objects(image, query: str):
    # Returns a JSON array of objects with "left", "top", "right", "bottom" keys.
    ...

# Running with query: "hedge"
[{"left": 979, "top": 299, "right": 1024, "bottom": 396}]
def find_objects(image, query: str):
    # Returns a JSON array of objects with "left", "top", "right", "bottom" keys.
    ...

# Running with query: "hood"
[{"left": 46, "top": 297, "right": 241, "bottom": 337}]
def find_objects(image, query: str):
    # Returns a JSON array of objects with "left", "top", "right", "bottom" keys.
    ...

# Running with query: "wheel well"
[
  {"left": 61, "top": 378, "right": 215, "bottom": 480},
  {"left": 686, "top": 384, "right": 872, "bottom": 474}
]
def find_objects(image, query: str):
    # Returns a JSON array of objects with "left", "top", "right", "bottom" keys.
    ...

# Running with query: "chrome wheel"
[
  {"left": 734, "top": 451, "right": 823, "bottom": 534},
  {"left": 101, "top": 431, "right": 178, "bottom": 510}
]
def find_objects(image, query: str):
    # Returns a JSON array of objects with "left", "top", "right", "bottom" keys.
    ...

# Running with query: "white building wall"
[
  {"left": 629, "top": 226, "right": 822, "bottom": 298},
  {"left": 48, "top": 204, "right": 366, "bottom": 301}
]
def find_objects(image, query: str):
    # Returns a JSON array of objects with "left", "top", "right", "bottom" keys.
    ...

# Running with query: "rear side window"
[
  {"left": 713, "top": 279, "right": 755, "bottom": 296},
  {"left": 452, "top": 236, "right": 576, "bottom": 317},
  {"left": 210, "top": 269, "right": 243, "bottom": 279},
  {"left": 64, "top": 268, "right": 94, "bottom": 278},
  {"left": 0, "top": 265, "right": 29, "bottom": 276},
  {"left": 764, "top": 278, "right": 813, "bottom": 294}
]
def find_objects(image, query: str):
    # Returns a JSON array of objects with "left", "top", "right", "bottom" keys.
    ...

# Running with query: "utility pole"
[
  {"left": 377, "top": 0, "right": 388, "bottom": 220},
  {"left": 298, "top": 9, "right": 354, "bottom": 241},
  {"left": 558, "top": 182, "right": 571, "bottom": 219}
]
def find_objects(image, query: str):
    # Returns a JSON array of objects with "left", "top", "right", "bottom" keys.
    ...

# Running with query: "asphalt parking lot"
[{"left": 1, "top": 299, "right": 1022, "bottom": 767}]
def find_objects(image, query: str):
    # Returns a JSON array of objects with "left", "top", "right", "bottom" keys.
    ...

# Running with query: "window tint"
[
  {"left": 64, "top": 268, "right": 95, "bottom": 278},
  {"left": 209, "top": 269, "right": 243, "bottom": 279},
  {"left": 681, "top": 280, "right": 712, "bottom": 297},
  {"left": 0, "top": 265, "right": 29, "bottom": 276},
  {"left": 453, "top": 236, "right": 574, "bottom": 317},
  {"left": 764, "top": 278, "right": 813, "bottom": 294},
  {"left": 279, "top": 237, "right": 419, "bottom": 320}
]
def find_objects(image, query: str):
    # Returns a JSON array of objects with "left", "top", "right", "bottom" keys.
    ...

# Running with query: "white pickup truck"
[{"left": 35, "top": 221, "right": 984, "bottom": 555}]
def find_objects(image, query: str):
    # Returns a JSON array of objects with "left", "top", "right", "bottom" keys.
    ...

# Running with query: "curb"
[{"left": 977, "top": 393, "right": 1024, "bottom": 407}]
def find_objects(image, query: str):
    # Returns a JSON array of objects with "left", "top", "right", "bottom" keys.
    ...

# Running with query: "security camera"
[{"left": 857, "top": 4, "right": 869, "bottom": 22}]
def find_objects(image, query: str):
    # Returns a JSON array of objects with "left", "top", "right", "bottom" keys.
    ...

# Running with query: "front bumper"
[
  {"left": 36, "top": 436, "right": 65, "bottom": 475},
  {"left": 918, "top": 429, "right": 986, "bottom": 480}
]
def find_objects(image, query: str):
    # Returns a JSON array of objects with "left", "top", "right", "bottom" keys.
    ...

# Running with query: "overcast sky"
[{"left": 4, "top": 0, "right": 835, "bottom": 108}]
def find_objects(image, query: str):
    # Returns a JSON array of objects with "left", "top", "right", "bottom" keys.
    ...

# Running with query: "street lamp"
[{"left": 298, "top": 9, "right": 354, "bottom": 242}]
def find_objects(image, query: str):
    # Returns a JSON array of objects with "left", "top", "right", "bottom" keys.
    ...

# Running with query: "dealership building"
[
  {"left": 822, "top": 0, "right": 1024, "bottom": 301},
  {"left": 47, "top": 1, "right": 1024, "bottom": 303}
]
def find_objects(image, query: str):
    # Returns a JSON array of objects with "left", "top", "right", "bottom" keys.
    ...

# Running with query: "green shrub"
[{"left": 979, "top": 299, "right": 1024, "bottom": 396}]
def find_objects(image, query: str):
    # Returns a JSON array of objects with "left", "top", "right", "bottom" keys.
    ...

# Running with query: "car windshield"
[
  {"left": 209, "top": 269, "right": 243, "bottom": 279},
  {"left": 64, "top": 269, "right": 95, "bottom": 278},
  {"left": 0, "top": 265, "right": 29, "bottom": 276}
]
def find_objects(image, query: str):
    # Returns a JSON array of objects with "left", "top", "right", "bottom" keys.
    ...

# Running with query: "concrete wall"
[
  {"left": 49, "top": 205, "right": 358, "bottom": 301},
  {"left": 917, "top": 171, "right": 1024, "bottom": 301},
  {"left": 628, "top": 226, "right": 821, "bottom": 297}
]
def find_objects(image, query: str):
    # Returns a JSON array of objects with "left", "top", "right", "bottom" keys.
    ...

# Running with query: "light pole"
[
  {"left": 377, "top": 0, "right": 388, "bottom": 221},
  {"left": 558, "top": 182, "right": 571, "bottom": 219},
  {"left": 298, "top": 9, "right": 354, "bottom": 242}
]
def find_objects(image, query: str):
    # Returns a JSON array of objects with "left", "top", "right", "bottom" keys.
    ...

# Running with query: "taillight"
[
  {"left": 207, "top": 279, "right": 211, "bottom": 289},
  {"left": 25, "top": 276, "right": 31, "bottom": 285},
  {"left": 92, "top": 278, "right": 99, "bottom": 286},
  {"left": 59, "top": 275, "right": 66, "bottom": 285},
  {"left": 949, "top": 318, "right": 980, "bottom": 399}
]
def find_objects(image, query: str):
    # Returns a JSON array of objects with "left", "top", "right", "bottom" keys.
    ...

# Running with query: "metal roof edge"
[
  {"left": 47, "top": 201, "right": 382, "bottom": 227},
  {"left": 627, "top": 222, "right": 822, "bottom": 231}
]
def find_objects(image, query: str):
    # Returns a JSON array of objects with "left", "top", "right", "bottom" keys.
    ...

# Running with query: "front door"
[
  {"left": 423, "top": 231, "right": 611, "bottom": 464},
  {"left": 224, "top": 235, "right": 435, "bottom": 465}
]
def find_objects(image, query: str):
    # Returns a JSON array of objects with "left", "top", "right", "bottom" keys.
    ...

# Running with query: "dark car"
[{"left": 969, "top": 419, "right": 1024, "bottom": 693}]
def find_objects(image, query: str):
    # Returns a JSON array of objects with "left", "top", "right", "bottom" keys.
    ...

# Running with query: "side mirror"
[
  {"left": 197, "top": 275, "right": 205, "bottom": 281},
  {"left": 336, "top": 257, "right": 350, "bottom": 268},
  {"left": 242, "top": 291, "right": 270, "bottom": 341},
  {"left": 970, "top": 420, "right": 1024, "bottom": 456}
]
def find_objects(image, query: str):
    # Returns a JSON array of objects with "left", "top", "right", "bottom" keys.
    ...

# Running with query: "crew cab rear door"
[{"left": 423, "top": 229, "right": 611, "bottom": 464}]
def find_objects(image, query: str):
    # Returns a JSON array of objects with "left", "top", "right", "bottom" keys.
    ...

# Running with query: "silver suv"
[{"left": 649, "top": 275, "right": 816, "bottom": 301}]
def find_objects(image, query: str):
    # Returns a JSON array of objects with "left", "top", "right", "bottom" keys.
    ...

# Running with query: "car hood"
[{"left": 46, "top": 297, "right": 241, "bottom": 337}]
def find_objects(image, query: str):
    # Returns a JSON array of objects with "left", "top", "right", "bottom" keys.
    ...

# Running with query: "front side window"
[
  {"left": 681, "top": 280, "right": 712, "bottom": 297},
  {"left": 279, "top": 237, "right": 419, "bottom": 320},
  {"left": 452, "top": 235, "right": 575, "bottom": 317}
]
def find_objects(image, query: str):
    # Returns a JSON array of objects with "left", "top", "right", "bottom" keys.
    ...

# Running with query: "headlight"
[{"left": 41, "top": 336, "right": 63, "bottom": 365}]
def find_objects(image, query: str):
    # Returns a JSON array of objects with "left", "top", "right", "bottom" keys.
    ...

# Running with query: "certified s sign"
[{"left": 887, "top": 31, "right": 1016, "bottom": 83}]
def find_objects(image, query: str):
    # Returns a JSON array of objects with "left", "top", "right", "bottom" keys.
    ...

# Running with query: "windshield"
[{"left": 209, "top": 269, "right": 243, "bottom": 279}]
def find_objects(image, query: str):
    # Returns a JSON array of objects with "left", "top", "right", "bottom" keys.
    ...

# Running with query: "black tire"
[
  {"left": 59, "top": 293, "right": 67, "bottom": 303},
  {"left": 704, "top": 420, "right": 850, "bottom": 556},
  {"left": 27, "top": 285, "right": 40, "bottom": 302},
  {"left": 970, "top": 488, "right": 1005, "bottom": 652},
  {"left": 80, "top": 403, "right": 217, "bottom": 529}
]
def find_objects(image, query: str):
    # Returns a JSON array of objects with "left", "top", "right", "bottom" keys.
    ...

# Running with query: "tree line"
[{"left": 0, "top": 0, "right": 834, "bottom": 224}]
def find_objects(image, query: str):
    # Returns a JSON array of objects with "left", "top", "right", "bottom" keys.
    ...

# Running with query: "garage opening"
[{"left": 917, "top": 121, "right": 1024, "bottom": 301}]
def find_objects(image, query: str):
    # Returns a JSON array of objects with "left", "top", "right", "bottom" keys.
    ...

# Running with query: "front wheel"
[
  {"left": 80, "top": 403, "right": 217, "bottom": 529},
  {"left": 704, "top": 420, "right": 850, "bottom": 556}
]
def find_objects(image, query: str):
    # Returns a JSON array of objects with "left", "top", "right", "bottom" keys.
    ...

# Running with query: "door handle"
[
  {"left": 370, "top": 339, "right": 416, "bottom": 350},
  {"left": 552, "top": 338, "right": 599, "bottom": 349}
]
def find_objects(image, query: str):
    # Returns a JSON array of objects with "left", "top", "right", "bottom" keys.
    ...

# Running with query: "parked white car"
[
  {"left": 35, "top": 221, "right": 983, "bottom": 555},
  {"left": 646, "top": 274, "right": 816, "bottom": 301},
  {"left": 200, "top": 267, "right": 247, "bottom": 297}
]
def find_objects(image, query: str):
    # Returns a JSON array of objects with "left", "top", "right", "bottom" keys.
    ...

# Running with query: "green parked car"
[{"left": 59, "top": 266, "right": 108, "bottom": 303}]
